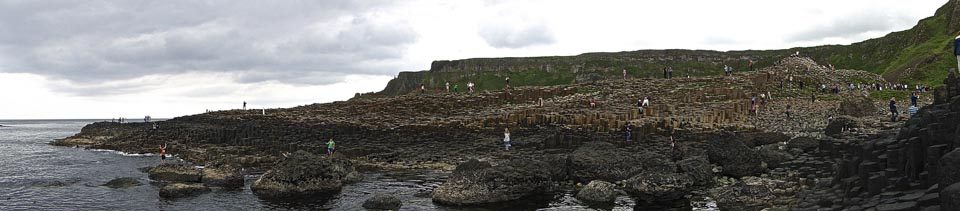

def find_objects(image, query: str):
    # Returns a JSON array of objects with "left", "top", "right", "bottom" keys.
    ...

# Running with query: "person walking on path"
[
  {"left": 624, "top": 123, "right": 633, "bottom": 144},
  {"left": 910, "top": 92, "right": 919, "bottom": 106},
  {"left": 889, "top": 98, "right": 899, "bottom": 122},
  {"left": 503, "top": 128, "right": 512, "bottom": 151},
  {"left": 326, "top": 139, "right": 336, "bottom": 156}
]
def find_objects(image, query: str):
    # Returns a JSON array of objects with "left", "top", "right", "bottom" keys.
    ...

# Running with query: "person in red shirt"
[{"left": 159, "top": 144, "right": 167, "bottom": 162}]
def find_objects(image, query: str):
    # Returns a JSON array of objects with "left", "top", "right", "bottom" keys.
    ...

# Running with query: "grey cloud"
[
  {"left": 479, "top": 22, "right": 555, "bottom": 49},
  {"left": 787, "top": 10, "right": 915, "bottom": 42},
  {"left": 0, "top": 0, "right": 415, "bottom": 96}
]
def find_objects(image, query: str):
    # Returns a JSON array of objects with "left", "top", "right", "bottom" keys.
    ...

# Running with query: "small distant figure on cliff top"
[
  {"left": 503, "top": 128, "right": 511, "bottom": 151},
  {"left": 262, "top": 108, "right": 266, "bottom": 115},
  {"left": 159, "top": 144, "right": 167, "bottom": 162},
  {"left": 152, "top": 123, "right": 158, "bottom": 130},
  {"left": 662, "top": 67, "right": 668, "bottom": 79},
  {"left": 793, "top": 51, "right": 801, "bottom": 57},
  {"left": 326, "top": 139, "right": 336, "bottom": 156},
  {"left": 445, "top": 82, "right": 450, "bottom": 93},
  {"left": 243, "top": 101, "right": 247, "bottom": 110},
  {"left": 468, "top": 82, "right": 475, "bottom": 93},
  {"left": 420, "top": 83, "right": 426, "bottom": 94},
  {"left": 505, "top": 76, "right": 510, "bottom": 86},
  {"left": 667, "top": 67, "right": 674, "bottom": 79},
  {"left": 889, "top": 98, "right": 899, "bottom": 122},
  {"left": 623, "top": 69, "right": 628, "bottom": 80},
  {"left": 724, "top": 65, "right": 732, "bottom": 76},
  {"left": 748, "top": 60, "right": 755, "bottom": 71}
]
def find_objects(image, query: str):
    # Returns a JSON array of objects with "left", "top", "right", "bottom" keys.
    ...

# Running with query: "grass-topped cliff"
[{"left": 373, "top": 0, "right": 960, "bottom": 96}]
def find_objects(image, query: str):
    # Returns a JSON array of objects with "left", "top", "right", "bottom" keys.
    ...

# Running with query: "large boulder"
[
  {"left": 941, "top": 149, "right": 960, "bottom": 190},
  {"left": 202, "top": 165, "right": 244, "bottom": 188},
  {"left": 941, "top": 182, "right": 960, "bottom": 210},
  {"left": 159, "top": 183, "right": 211, "bottom": 198},
  {"left": 251, "top": 150, "right": 361, "bottom": 200},
  {"left": 362, "top": 193, "right": 402, "bottom": 210},
  {"left": 148, "top": 163, "right": 202, "bottom": 183},
  {"left": 623, "top": 171, "right": 694, "bottom": 203},
  {"left": 576, "top": 180, "right": 618, "bottom": 204},
  {"left": 839, "top": 96, "right": 875, "bottom": 117},
  {"left": 432, "top": 159, "right": 558, "bottom": 205},
  {"left": 570, "top": 141, "right": 674, "bottom": 182},
  {"left": 102, "top": 177, "right": 142, "bottom": 189},
  {"left": 824, "top": 115, "right": 862, "bottom": 138},
  {"left": 706, "top": 138, "right": 765, "bottom": 177},
  {"left": 758, "top": 146, "right": 794, "bottom": 169},
  {"left": 676, "top": 156, "right": 715, "bottom": 187}
]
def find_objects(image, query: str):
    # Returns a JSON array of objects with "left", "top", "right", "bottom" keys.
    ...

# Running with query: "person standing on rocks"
[
  {"left": 908, "top": 104, "right": 919, "bottom": 117},
  {"left": 468, "top": 82, "right": 475, "bottom": 93},
  {"left": 623, "top": 69, "right": 628, "bottom": 80},
  {"left": 445, "top": 82, "right": 450, "bottom": 93},
  {"left": 159, "top": 144, "right": 167, "bottom": 162},
  {"left": 785, "top": 105, "right": 792, "bottom": 119},
  {"left": 750, "top": 96, "right": 757, "bottom": 115},
  {"left": 910, "top": 92, "right": 919, "bottom": 106},
  {"left": 637, "top": 98, "right": 645, "bottom": 116},
  {"left": 420, "top": 83, "right": 426, "bottom": 94},
  {"left": 326, "top": 139, "right": 336, "bottom": 156},
  {"left": 453, "top": 84, "right": 459, "bottom": 93},
  {"left": 668, "top": 67, "right": 674, "bottom": 79},
  {"left": 624, "top": 123, "right": 633, "bottom": 144},
  {"left": 889, "top": 98, "right": 899, "bottom": 122},
  {"left": 748, "top": 59, "right": 755, "bottom": 71},
  {"left": 503, "top": 128, "right": 511, "bottom": 151},
  {"left": 243, "top": 101, "right": 247, "bottom": 110}
]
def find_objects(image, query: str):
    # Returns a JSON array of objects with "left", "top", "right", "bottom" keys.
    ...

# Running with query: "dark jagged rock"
[
  {"left": 676, "top": 156, "right": 715, "bottom": 187},
  {"left": 940, "top": 149, "right": 960, "bottom": 190},
  {"left": 453, "top": 159, "right": 492, "bottom": 174},
  {"left": 576, "top": 180, "right": 618, "bottom": 204},
  {"left": 824, "top": 115, "right": 862, "bottom": 138},
  {"left": 148, "top": 164, "right": 202, "bottom": 183},
  {"left": 159, "top": 183, "right": 211, "bottom": 198},
  {"left": 251, "top": 150, "right": 360, "bottom": 200},
  {"left": 942, "top": 182, "right": 960, "bottom": 210},
  {"left": 570, "top": 141, "right": 674, "bottom": 182},
  {"left": 707, "top": 137, "right": 765, "bottom": 177},
  {"left": 432, "top": 158, "right": 559, "bottom": 205},
  {"left": 362, "top": 193, "right": 402, "bottom": 210},
  {"left": 710, "top": 178, "right": 776, "bottom": 211},
  {"left": 102, "top": 177, "right": 142, "bottom": 189},
  {"left": 785, "top": 136, "right": 819, "bottom": 152},
  {"left": 623, "top": 171, "right": 693, "bottom": 203},
  {"left": 758, "top": 146, "right": 794, "bottom": 169}
]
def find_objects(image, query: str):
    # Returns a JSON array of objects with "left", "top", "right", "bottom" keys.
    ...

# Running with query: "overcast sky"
[{"left": 0, "top": 0, "right": 948, "bottom": 119}]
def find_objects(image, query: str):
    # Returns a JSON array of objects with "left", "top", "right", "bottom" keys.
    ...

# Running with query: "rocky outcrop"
[
  {"left": 570, "top": 141, "right": 673, "bottom": 182},
  {"left": 839, "top": 96, "right": 876, "bottom": 117},
  {"left": 707, "top": 136, "right": 765, "bottom": 177},
  {"left": 940, "top": 149, "right": 960, "bottom": 191},
  {"left": 824, "top": 115, "right": 862, "bottom": 138},
  {"left": 711, "top": 178, "right": 776, "bottom": 211},
  {"left": 251, "top": 150, "right": 360, "bottom": 200},
  {"left": 159, "top": 183, "right": 211, "bottom": 198},
  {"left": 676, "top": 156, "right": 715, "bottom": 187},
  {"left": 941, "top": 182, "right": 960, "bottom": 210},
  {"left": 102, "top": 177, "right": 142, "bottom": 189},
  {"left": 148, "top": 164, "right": 202, "bottom": 183},
  {"left": 202, "top": 166, "right": 244, "bottom": 188},
  {"left": 362, "top": 193, "right": 403, "bottom": 210},
  {"left": 623, "top": 171, "right": 693, "bottom": 203},
  {"left": 431, "top": 159, "right": 560, "bottom": 205},
  {"left": 576, "top": 180, "right": 618, "bottom": 204}
]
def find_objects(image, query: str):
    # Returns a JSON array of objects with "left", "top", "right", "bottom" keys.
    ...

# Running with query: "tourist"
[
  {"left": 748, "top": 59, "right": 755, "bottom": 71},
  {"left": 911, "top": 92, "right": 919, "bottom": 106},
  {"left": 159, "top": 144, "right": 167, "bottom": 162},
  {"left": 503, "top": 128, "right": 511, "bottom": 151},
  {"left": 828, "top": 114, "right": 834, "bottom": 124},
  {"left": 668, "top": 67, "right": 674, "bottom": 79},
  {"left": 908, "top": 105, "right": 919, "bottom": 117},
  {"left": 445, "top": 82, "right": 450, "bottom": 92},
  {"left": 637, "top": 98, "right": 645, "bottom": 116},
  {"left": 785, "top": 105, "right": 792, "bottom": 119},
  {"left": 468, "top": 82, "right": 475, "bottom": 93},
  {"left": 326, "top": 139, "right": 336, "bottom": 155},
  {"left": 243, "top": 101, "right": 247, "bottom": 110},
  {"left": 889, "top": 98, "right": 898, "bottom": 122},
  {"left": 663, "top": 67, "right": 668, "bottom": 79},
  {"left": 420, "top": 83, "right": 426, "bottom": 94},
  {"left": 623, "top": 69, "right": 628, "bottom": 80},
  {"left": 505, "top": 76, "right": 511, "bottom": 87},
  {"left": 624, "top": 123, "right": 633, "bottom": 143},
  {"left": 642, "top": 96, "right": 650, "bottom": 108},
  {"left": 454, "top": 84, "right": 459, "bottom": 93},
  {"left": 750, "top": 96, "right": 757, "bottom": 115}
]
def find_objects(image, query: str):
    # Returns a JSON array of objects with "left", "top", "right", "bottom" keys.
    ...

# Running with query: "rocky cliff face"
[{"left": 376, "top": 0, "right": 960, "bottom": 96}]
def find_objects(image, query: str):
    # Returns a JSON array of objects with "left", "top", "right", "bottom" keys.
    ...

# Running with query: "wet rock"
[
  {"left": 159, "top": 183, "right": 211, "bottom": 198},
  {"left": 251, "top": 150, "right": 360, "bottom": 199},
  {"left": 202, "top": 166, "right": 243, "bottom": 188},
  {"left": 941, "top": 182, "right": 960, "bottom": 210},
  {"left": 707, "top": 137, "right": 764, "bottom": 177},
  {"left": 432, "top": 158, "right": 557, "bottom": 205},
  {"left": 623, "top": 171, "right": 693, "bottom": 203},
  {"left": 148, "top": 163, "right": 202, "bottom": 183},
  {"left": 570, "top": 141, "right": 673, "bottom": 182},
  {"left": 102, "top": 177, "right": 142, "bottom": 189},
  {"left": 362, "top": 193, "right": 402, "bottom": 210},
  {"left": 576, "top": 180, "right": 618, "bottom": 204}
]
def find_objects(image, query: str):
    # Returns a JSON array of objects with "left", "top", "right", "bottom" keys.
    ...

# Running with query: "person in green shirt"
[{"left": 326, "top": 139, "right": 336, "bottom": 155}]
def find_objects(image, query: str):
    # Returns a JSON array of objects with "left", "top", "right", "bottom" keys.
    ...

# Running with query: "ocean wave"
[{"left": 87, "top": 149, "right": 160, "bottom": 157}]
